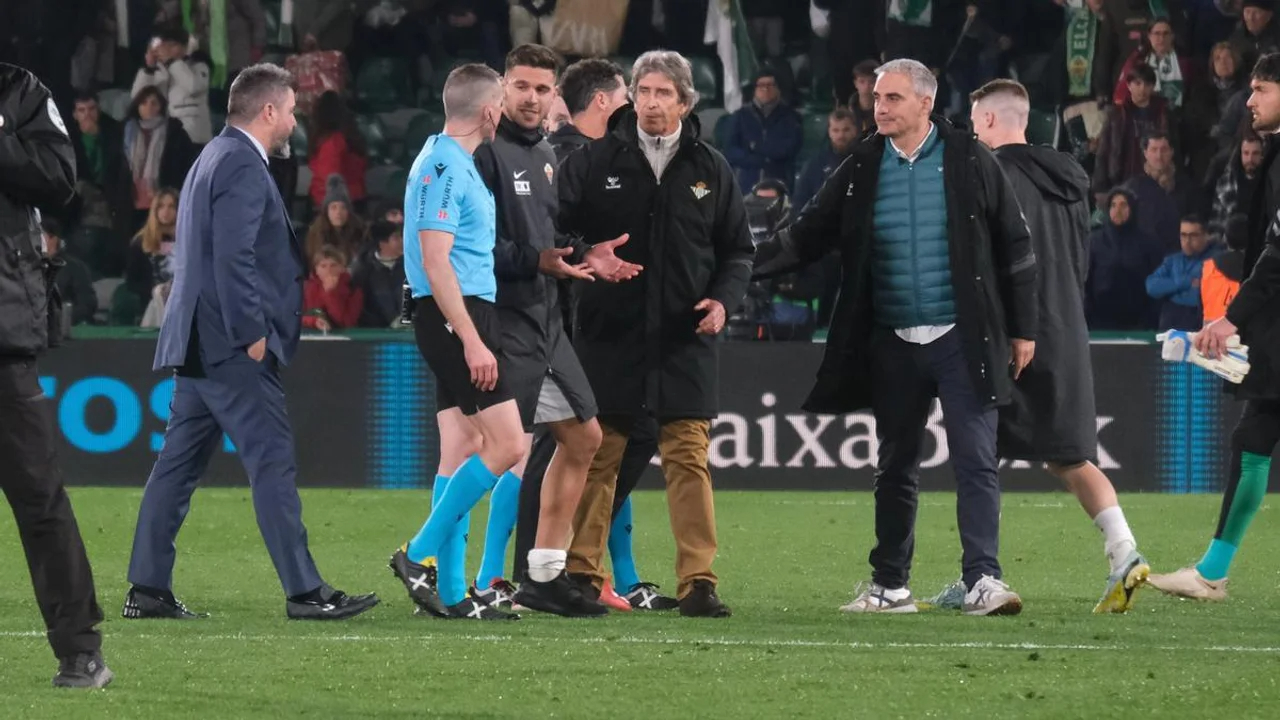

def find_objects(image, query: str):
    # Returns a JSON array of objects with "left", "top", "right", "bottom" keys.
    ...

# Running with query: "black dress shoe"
[
  {"left": 53, "top": 652, "right": 114, "bottom": 689},
  {"left": 287, "top": 586, "right": 380, "bottom": 620},
  {"left": 679, "top": 580, "right": 731, "bottom": 618},
  {"left": 122, "top": 587, "right": 207, "bottom": 619},
  {"left": 513, "top": 571, "right": 608, "bottom": 617}
]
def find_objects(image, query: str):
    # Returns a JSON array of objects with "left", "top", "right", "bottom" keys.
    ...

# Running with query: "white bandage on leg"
[{"left": 1157, "top": 330, "right": 1252, "bottom": 384}]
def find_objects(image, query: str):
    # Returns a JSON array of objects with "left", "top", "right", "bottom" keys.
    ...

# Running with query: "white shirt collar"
[
  {"left": 637, "top": 121, "right": 682, "bottom": 151},
  {"left": 887, "top": 123, "right": 936, "bottom": 163},
  {"left": 232, "top": 125, "right": 269, "bottom": 163}
]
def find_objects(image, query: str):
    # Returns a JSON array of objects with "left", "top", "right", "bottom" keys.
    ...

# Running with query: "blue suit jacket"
[{"left": 154, "top": 127, "right": 304, "bottom": 371}]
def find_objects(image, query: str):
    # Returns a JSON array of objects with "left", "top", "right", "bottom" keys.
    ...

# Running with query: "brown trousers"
[{"left": 566, "top": 417, "right": 718, "bottom": 599}]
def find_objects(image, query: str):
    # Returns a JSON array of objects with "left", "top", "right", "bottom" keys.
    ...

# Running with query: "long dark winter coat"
[
  {"left": 557, "top": 107, "right": 755, "bottom": 419},
  {"left": 994, "top": 143, "right": 1098, "bottom": 463},
  {"left": 753, "top": 118, "right": 1037, "bottom": 414}
]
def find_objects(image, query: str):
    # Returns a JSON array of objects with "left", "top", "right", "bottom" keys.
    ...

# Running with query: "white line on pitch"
[
  {"left": 775, "top": 500, "right": 1069, "bottom": 508},
  {"left": 1, "top": 630, "right": 1276, "bottom": 654}
]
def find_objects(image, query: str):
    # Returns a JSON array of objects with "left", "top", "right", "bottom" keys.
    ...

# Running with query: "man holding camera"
[{"left": 0, "top": 62, "right": 113, "bottom": 688}]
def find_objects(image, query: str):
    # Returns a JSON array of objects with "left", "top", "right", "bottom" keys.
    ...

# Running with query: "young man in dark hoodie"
[
  {"left": 966, "top": 79, "right": 1150, "bottom": 614},
  {"left": 513, "top": 56, "right": 680, "bottom": 611}
]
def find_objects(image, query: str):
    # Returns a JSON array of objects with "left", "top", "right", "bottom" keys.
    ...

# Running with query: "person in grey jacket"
[{"left": 467, "top": 45, "right": 636, "bottom": 609}]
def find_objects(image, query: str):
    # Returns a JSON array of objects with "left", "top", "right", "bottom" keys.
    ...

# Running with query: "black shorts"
[{"left": 413, "top": 295, "right": 514, "bottom": 415}]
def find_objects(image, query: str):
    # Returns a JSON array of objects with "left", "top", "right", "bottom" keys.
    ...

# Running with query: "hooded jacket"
[
  {"left": 558, "top": 107, "right": 755, "bottom": 418},
  {"left": 1086, "top": 187, "right": 1160, "bottom": 330},
  {"left": 993, "top": 143, "right": 1098, "bottom": 463},
  {"left": 0, "top": 64, "right": 75, "bottom": 357}
]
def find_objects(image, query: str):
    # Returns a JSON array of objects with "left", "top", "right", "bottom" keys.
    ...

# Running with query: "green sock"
[{"left": 1197, "top": 452, "right": 1270, "bottom": 581}]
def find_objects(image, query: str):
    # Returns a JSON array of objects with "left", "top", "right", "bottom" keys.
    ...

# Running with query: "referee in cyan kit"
[{"left": 0, "top": 62, "right": 113, "bottom": 688}]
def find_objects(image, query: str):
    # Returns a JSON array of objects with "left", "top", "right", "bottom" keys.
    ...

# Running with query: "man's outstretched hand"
[
  {"left": 538, "top": 247, "right": 595, "bottom": 281},
  {"left": 584, "top": 233, "right": 643, "bottom": 282}
]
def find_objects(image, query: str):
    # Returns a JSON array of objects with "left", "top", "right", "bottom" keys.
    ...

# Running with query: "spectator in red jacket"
[
  {"left": 303, "top": 245, "right": 364, "bottom": 331},
  {"left": 307, "top": 91, "right": 368, "bottom": 211}
]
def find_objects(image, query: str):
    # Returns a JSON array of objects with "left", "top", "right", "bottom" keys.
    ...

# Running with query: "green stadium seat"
[
  {"left": 365, "top": 164, "right": 405, "bottom": 201},
  {"left": 714, "top": 112, "right": 733, "bottom": 149},
  {"left": 1026, "top": 107, "right": 1061, "bottom": 148},
  {"left": 696, "top": 108, "right": 727, "bottom": 143},
  {"left": 798, "top": 109, "right": 829, "bottom": 163},
  {"left": 356, "top": 57, "right": 412, "bottom": 113},
  {"left": 97, "top": 88, "right": 131, "bottom": 122},
  {"left": 688, "top": 56, "right": 720, "bottom": 110},
  {"left": 608, "top": 55, "right": 635, "bottom": 81},
  {"left": 290, "top": 116, "right": 308, "bottom": 160},
  {"left": 356, "top": 114, "right": 390, "bottom": 164},
  {"left": 403, "top": 111, "right": 445, "bottom": 162}
]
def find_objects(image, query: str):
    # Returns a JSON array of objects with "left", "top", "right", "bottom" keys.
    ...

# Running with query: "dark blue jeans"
[{"left": 868, "top": 326, "right": 1002, "bottom": 590}]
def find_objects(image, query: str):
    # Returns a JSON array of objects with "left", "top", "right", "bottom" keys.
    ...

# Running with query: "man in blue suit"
[{"left": 122, "top": 64, "right": 378, "bottom": 621}]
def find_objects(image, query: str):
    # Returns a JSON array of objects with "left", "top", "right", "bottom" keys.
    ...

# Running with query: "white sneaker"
[
  {"left": 839, "top": 581, "right": 918, "bottom": 613},
  {"left": 962, "top": 575, "right": 1023, "bottom": 616},
  {"left": 1147, "top": 566, "right": 1228, "bottom": 601}
]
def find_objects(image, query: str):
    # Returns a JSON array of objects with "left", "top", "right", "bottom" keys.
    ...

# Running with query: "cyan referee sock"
[
  {"left": 431, "top": 474, "right": 470, "bottom": 606},
  {"left": 475, "top": 471, "right": 521, "bottom": 589},
  {"left": 608, "top": 496, "right": 641, "bottom": 594},
  {"left": 408, "top": 455, "right": 499, "bottom": 565}
]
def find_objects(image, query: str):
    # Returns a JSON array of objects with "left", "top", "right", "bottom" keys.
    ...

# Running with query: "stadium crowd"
[{"left": 0, "top": 0, "right": 1266, "bottom": 336}]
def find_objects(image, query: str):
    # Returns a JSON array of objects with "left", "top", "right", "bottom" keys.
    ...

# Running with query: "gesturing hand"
[
  {"left": 464, "top": 338, "right": 499, "bottom": 391},
  {"left": 538, "top": 247, "right": 595, "bottom": 281},
  {"left": 584, "top": 233, "right": 643, "bottom": 282},
  {"left": 695, "top": 298, "right": 726, "bottom": 335}
]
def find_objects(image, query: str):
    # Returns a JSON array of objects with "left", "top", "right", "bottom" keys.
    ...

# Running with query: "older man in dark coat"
[
  {"left": 755, "top": 60, "right": 1035, "bottom": 617},
  {"left": 968, "top": 79, "right": 1149, "bottom": 615}
]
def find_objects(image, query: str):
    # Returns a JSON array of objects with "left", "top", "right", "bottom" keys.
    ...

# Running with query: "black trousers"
[
  {"left": 868, "top": 327, "right": 1002, "bottom": 590},
  {"left": 0, "top": 358, "right": 103, "bottom": 659},
  {"left": 1216, "top": 399, "right": 1280, "bottom": 538},
  {"left": 513, "top": 414, "right": 659, "bottom": 579}
]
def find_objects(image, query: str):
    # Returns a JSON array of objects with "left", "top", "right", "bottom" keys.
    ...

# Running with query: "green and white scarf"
[
  {"left": 1149, "top": 51, "right": 1184, "bottom": 108},
  {"left": 1066, "top": 4, "right": 1098, "bottom": 98},
  {"left": 888, "top": 0, "right": 932, "bottom": 27}
]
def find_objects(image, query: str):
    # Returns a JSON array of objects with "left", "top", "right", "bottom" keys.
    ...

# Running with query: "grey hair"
[
  {"left": 874, "top": 58, "right": 938, "bottom": 102},
  {"left": 227, "top": 63, "right": 295, "bottom": 122},
  {"left": 442, "top": 63, "right": 503, "bottom": 120},
  {"left": 630, "top": 50, "right": 700, "bottom": 108}
]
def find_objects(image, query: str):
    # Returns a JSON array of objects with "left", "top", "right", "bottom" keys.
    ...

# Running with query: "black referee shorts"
[{"left": 413, "top": 295, "right": 514, "bottom": 415}]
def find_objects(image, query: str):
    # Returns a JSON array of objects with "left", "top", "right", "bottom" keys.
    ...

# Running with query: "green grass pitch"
[{"left": 3, "top": 489, "right": 1280, "bottom": 718}]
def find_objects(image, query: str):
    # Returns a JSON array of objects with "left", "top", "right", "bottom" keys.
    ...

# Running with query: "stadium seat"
[
  {"left": 356, "top": 114, "right": 391, "bottom": 164},
  {"left": 98, "top": 88, "right": 131, "bottom": 122},
  {"left": 403, "top": 111, "right": 445, "bottom": 162},
  {"left": 608, "top": 55, "right": 635, "bottom": 81},
  {"left": 356, "top": 57, "right": 412, "bottom": 113},
  {"left": 378, "top": 108, "right": 428, "bottom": 141},
  {"left": 263, "top": 0, "right": 281, "bottom": 44},
  {"left": 689, "top": 55, "right": 721, "bottom": 110},
  {"left": 1026, "top": 107, "right": 1062, "bottom": 148},
  {"left": 365, "top": 164, "right": 405, "bottom": 201},
  {"left": 697, "top": 108, "right": 727, "bottom": 143},
  {"left": 714, "top": 112, "right": 733, "bottom": 149},
  {"left": 296, "top": 164, "right": 312, "bottom": 198},
  {"left": 290, "top": 117, "right": 308, "bottom": 160},
  {"left": 798, "top": 109, "right": 829, "bottom": 163}
]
